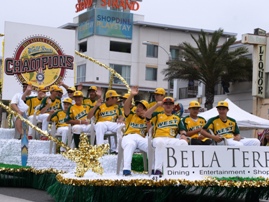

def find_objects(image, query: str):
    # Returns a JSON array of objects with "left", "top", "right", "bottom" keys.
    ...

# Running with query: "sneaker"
[
  {"left": 40, "top": 136, "right": 48, "bottom": 141},
  {"left": 28, "top": 136, "right": 33, "bottom": 140},
  {"left": 123, "top": 170, "right": 131, "bottom": 176},
  {"left": 154, "top": 170, "right": 163, "bottom": 176}
]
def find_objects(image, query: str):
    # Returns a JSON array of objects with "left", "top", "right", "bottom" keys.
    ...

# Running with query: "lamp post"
[{"left": 142, "top": 41, "right": 172, "bottom": 96}]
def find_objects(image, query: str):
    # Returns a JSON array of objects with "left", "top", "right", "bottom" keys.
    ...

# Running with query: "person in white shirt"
[{"left": 10, "top": 82, "right": 31, "bottom": 139}]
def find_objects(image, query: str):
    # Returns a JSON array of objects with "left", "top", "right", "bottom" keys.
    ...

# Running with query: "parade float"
[{"left": 1, "top": 22, "right": 269, "bottom": 202}]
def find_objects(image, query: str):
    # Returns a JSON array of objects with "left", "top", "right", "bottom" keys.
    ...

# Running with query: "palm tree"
[{"left": 162, "top": 29, "right": 252, "bottom": 109}]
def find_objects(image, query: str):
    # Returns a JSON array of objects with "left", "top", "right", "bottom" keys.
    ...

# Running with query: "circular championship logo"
[{"left": 5, "top": 36, "right": 74, "bottom": 91}]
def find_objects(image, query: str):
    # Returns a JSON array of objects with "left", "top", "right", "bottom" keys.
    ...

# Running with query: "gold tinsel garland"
[
  {"left": 75, "top": 51, "right": 131, "bottom": 93},
  {"left": 0, "top": 101, "right": 71, "bottom": 151},
  {"left": 55, "top": 174, "right": 269, "bottom": 188},
  {"left": 0, "top": 102, "right": 109, "bottom": 177},
  {"left": 0, "top": 167, "right": 64, "bottom": 174}
]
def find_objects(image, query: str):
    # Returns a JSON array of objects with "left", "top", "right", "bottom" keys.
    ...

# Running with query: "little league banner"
[
  {"left": 164, "top": 146, "right": 269, "bottom": 180},
  {"left": 3, "top": 21, "right": 75, "bottom": 100}
]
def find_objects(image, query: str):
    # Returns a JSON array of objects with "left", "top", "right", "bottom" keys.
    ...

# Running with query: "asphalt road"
[{"left": 0, "top": 188, "right": 54, "bottom": 202}]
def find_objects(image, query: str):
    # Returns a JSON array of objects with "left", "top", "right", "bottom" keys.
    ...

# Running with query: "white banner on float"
[
  {"left": 3, "top": 21, "right": 75, "bottom": 100},
  {"left": 163, "top": 146, "right": 269, "bottom": 180}
]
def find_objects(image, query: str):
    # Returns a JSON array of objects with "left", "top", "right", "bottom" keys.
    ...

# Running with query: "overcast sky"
[{"left": 0, "top": 0, "right": 268, "bottom": 41}]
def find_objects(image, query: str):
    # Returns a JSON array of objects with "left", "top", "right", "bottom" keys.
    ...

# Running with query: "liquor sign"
[
  {"left": 252, "top": 45, "right": 266, "bottom": 97},
  {"left": 3, "top": 22, "right": 75, "bottom": 100},
  {"left": 242, "top": 34, "right": 267, "bottom": 98},
  {"left": 164, "top": 146, "right": 269, "bottom": 180}
]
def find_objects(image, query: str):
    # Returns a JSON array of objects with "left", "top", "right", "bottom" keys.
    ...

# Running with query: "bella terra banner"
[{"left": 164, "top": 146, "right": 269, "bottom": 180}]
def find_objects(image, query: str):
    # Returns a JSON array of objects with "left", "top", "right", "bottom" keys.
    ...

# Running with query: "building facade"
[{"left": 61, "top": 1, "right": 234, "bottom": 102}]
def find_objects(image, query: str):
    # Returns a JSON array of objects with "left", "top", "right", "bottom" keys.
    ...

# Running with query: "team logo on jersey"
[
  {"left": 169, "top": 128, "right": 176, "bottom": 137},
  {"left": 5, "top": 36, "right": 74, "bottom": 91}
]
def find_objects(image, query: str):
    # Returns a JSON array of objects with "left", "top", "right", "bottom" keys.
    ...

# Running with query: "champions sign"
[{"left": 3, "top": 22, "right": 75, "bottom": 100}]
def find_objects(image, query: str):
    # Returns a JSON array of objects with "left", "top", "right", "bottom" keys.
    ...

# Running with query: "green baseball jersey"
[{"left": 203, "top": 116, "right": 240, "bottom": 139}]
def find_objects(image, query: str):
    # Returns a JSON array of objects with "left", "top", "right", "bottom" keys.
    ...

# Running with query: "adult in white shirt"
[{"left": 10, "top": 82, "right": 31, "bottom": 139}]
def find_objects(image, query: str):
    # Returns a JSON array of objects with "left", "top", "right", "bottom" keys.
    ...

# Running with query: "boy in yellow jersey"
[
  {"left": 148, "top": 88, "right": 165, "bottom": 112},
  {"left": 121, "top": 86, "right": 148, "bottom": 176},
  {"left": 65, "top": 91, "right": 92, "bottom": 148},
  {"left": 56, "top": 87, "right": 63, "bottom": 99},
  {"left": 89, "top": 89, "right": 124, "bottom": 153},
  {"left": 47, "top": 98, "right": 72, "bottom": 152},
  {"left": 181, "top": 101, "right": 212, "bottom": 145},
  {"left": 38, "top": 85, "right": 62, "bottom": 136},
  {"left": 201, "top": 101, "right": 260, "bottom": 146},
  {"left": 59, "top": 81, "right": 76, "bottom": 102},
  {"left": 145, "top": 97, "right": 188, "bottom": 176},
  {"left": 82, "top": 86, "right": 101, "bottom": 107},
  {"left": 25, "top": 85, "right": 48, "bottom": 138}
]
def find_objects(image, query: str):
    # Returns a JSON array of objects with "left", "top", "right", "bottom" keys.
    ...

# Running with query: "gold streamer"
[
  {"left": 62, "top": 133, "right": 109, "bottom": 177},
  {"left": 75, "top": 51, "right": 131, "bottom": 93},
  {"left": 108, "top": 72, "right": 114, "bottom": 90},
  {"left": 0, "top": 101, "right": 71, "bottom": 151}
]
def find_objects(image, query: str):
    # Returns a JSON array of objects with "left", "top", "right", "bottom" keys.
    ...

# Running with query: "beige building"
[{"left": 61, "top": 0, "right": 234, "bottom": 102}]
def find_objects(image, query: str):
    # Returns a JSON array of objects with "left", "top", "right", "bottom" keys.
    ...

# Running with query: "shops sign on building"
[{"left": 78, "top": 8, "right": 133, "bottom": 40}]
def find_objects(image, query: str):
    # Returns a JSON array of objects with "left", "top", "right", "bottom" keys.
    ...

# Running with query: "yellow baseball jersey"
[
  {"left": 65, "top": 104, "right": 91, "bottom": 121},
  {"left": 26, "top": 96, "right": 42, "bottom": 116},
  {"left": 122, "top": 106, "right": 136, "bottom": 117},
  {"left": 124, "top": 112, "right": 147, "bottom": 137},
  {"left": 149, "top": 101, "right": 164, "bottom": 112},
  {"left": 151, "top": 112, "right": 183, "bottom": 138},
  {"left": 203, "top": 116, "right": 240, "bottom": 139},
  {"left": 50, "top": 110, "right": 69, "bottom": 128},
  {"left": 94, "top": 103, "right": 122, "bottom": 122},
  {"left": 39, "top": 97, "right": 62, "bottom": 113},
  {"left": 83, "top": 98, "right": 97, "bottom": 108},
  {"left": 181, "top": 115, "right": 209, "bottom": 141}
]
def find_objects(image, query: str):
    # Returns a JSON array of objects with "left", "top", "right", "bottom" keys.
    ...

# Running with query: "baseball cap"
[
  {"left": 67, "top": 87, "right": 76, "bottom": 92},
  {"left": 38, "top": 85, "right": 48, "bottom": 92},
  {"left": 188, "top": 101, "right": 201, "bottom": 109},
  {"left": 88, "top": 86, "right": 97, "bottom": 91},
  {"left": 121, "top": 93, "right": 130, "bottom": 99},
  {"left": 163, "top": 97, "right": 174, "bottom": 103},
  {"left": 153, "top": 88, "right": 165, "bottom": 95},
  {"left": 57, "top": 88, "right": 63, "bottom": 93},
  {"left": 63, "top": 97, "right": 73, "bottom": 104},
  {"left": 73, "top": 91, "right": 84, "bottom": 97},
  {"left": 216, "top": 101, "right": 229, "bottom": 109},
  {"left": 135, "top": 100, "right": 149, "bottom": 110},
  {"left": 49, "top": 85, "right": 59, "bottom": 92},
  {"left": 105, "top": 90, "right": 120, "bottom": 99}
]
